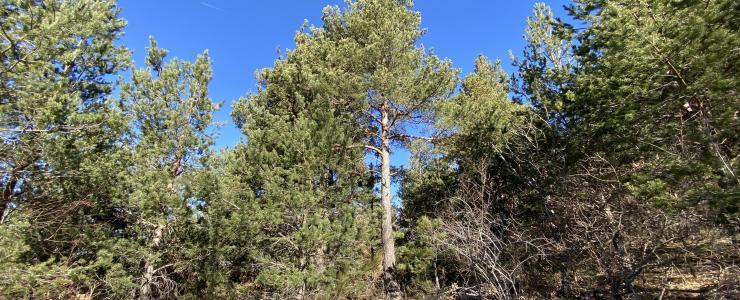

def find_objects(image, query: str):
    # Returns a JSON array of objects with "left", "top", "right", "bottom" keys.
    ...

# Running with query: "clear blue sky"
[{"left": 117, "top": 0, "right": 571, "bottom": 149}]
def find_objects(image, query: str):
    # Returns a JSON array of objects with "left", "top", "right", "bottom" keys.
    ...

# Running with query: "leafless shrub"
[
  {"left": 546, "top": 154, "right": 739, "bottom": 298},
  {"left": 428, "top": 160, "right": 552, "bottom": 299},
  {"left": 426, "top": 145, "right": 739, "bottom": 299}
]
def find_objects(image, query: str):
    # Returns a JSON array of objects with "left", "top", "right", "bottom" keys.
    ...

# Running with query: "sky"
[{"left": 116, "top": 0, "right": 572, "bottom": 201}]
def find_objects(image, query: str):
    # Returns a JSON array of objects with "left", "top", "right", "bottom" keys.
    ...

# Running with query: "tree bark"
[
  {"left": 380, "top": 99, "right": 401, "bottom": 299},
  {"left": 140, "top": 224, "right": 163, "bottom": 300},
  {"left": 1, "top": 161, "right": 31, "bottom": 224},
  {"left": 1, "top": 176, "right": 18, "bottom": 224}
]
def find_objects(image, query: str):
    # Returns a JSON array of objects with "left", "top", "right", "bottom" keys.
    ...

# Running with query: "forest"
[{"left": 1, "top": 0, "right": 738, "bottom": 299}]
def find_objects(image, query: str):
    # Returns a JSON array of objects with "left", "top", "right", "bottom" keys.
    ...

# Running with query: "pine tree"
[
  {"left": 0, "top": 0, "right": 129, "bottom": 297},
  {"left": 119, "top": 38, "right": 217, "bottom": 299},
  {"left": 2, "top": 0, "right": 735, "bottom": 298},
  {"left": 398, "top": 55, "right": 534, "bottom": 297},
  {"left": 570, "top": 0, "right": 738, "bottom": 213},
  {"left": 214, "top": 24, "right": 377, "bottom": 297},
  {"left": 511, "top": 2, "right": 576, "bottom": 131},
  {"left": 560, "top": 2, "right": 739, "bottom": 294},
  {"left": 401, "top": 55, "right": 524, "bottom": 229},
  {"left": 440, "top": 56, "right": 524, "bottom": 159},
  {"left": 320, "top": 1, "right": 458, "bottom": 295}
]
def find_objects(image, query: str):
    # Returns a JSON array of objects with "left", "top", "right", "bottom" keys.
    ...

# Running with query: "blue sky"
[{"left": 117, "top": 1, "right": 571, "bottom": 201}]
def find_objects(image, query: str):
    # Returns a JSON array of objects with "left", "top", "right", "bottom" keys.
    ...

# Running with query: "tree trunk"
[
  {"left": 140, "top": 224, "right": 163, "bottom": 300},
  {"left": 1, "top": 162, "right": 30, "bottom": 224},
  {"left": 1, "top": 176, "right": 17, "bottom": 224},
  {"left": 380, "top": 100, "right": 401, "bottom": 299}
]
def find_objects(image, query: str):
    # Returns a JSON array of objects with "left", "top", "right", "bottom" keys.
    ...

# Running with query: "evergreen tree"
[
  {"left": 570, "top": 0, "right": 738, "bottom": 215},
  {"left": 1, "top": 0, "right": 737, "bottom": 298},
  {"left": 399, "top": 1, "right": 739, "bottom": 297},
  {"left": 320, "top": 1, "right": 459, "bottom": 296},
  {"left": 441, "top": 56, "right": 525, "bottom": 162},
  {"left": 398, "top": 55, "right": 536, "bottom": 297},
  {"left": 214, "top": 24, "right": 377, "bottom": 298},
  {"left": 220, "top": 1, "right": 458, "bottom": 297},
  {"left": 0, "top": 0, "right": 129, "bottom": 297},
  {"left": 119, "top": 38, "right": 217, "bottom": 299},
  {"left": 400, "top": 55, "right": 524, "bottom": 237},
  {"left": 511, "top": 3, "right": 576, "bottom": 131}
]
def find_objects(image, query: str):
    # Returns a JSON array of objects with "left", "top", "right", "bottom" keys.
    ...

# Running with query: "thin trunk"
[
  {"left": 298, "top": 216, "right": 308, "bottom": 300},
  {"left": 140, "top": 224, "right": 163, "bottom": 300},
  {"left": 434, "top": 259, "right": 440, "bottom": 290},
  {"left": 1, "top": 162, "right": 31, "bottom": 224},
  {"left": 1, "top": 176, "right": 17, "bottom": 223},
  {"left": 380, "top": 99, "right": 401, "bottom": 299},
  {"left": 315, "top": 244, "right": 327, "bottom": 273},
  {"left": 140, "top": 163, "right": 179, "bottom": 299},
  {"left": 298, "top": 252, "right": 306, "bottom": 300}
]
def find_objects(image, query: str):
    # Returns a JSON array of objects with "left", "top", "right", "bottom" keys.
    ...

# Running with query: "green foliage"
[
  {"left": 400, "top": 1, "right": 738, "bottom": 298},
  {"left": 1, "top": 0, "right": 737, "bottom": 299},
  {"left": 511, "top": 2, "right": 575, "bottom": 128},
  {"left": 570, "top": 0, "right": 739, "bottom": 216},
  {"left": 219, "top": 1, "right": 458, "bottom": 297},
  {"left": 440, "top": 55, "right": 526, "bottom": 159},
  {"left": 321, "top": 0, "right": 459, "bottom": 125},
  {"left": 399, "top": 141, "right": 456, "bottom": 222},
  {"left": 214, "top": 9, "right": 381, "bottom": 295},
  {"left": 397, "top": 216, "right": 444, "bottom": 293},
  {"left": 1, "top": 0, "right": 130, "bottom": 297},
  {"left": 118, "top": 37, "right": 218, "bottom": 298}
]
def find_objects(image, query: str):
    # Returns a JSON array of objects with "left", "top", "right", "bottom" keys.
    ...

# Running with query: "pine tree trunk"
[
  {"left": 0, "top": 177, "right": 17, "bottom": 224},
  {"left": 380, "top": 100, "right": 401, "bottom": 299},
  {"left": 140, "top": 224, "right": 163, "bottom": 300},
  {"left": 1, "top": 162, "right": 30, "bottom": 224}
]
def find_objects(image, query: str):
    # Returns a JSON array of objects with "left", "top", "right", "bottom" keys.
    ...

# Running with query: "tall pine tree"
[
  {"left": 119, "top": 38, "right": 217, "bottom": 299},
  {"left": 0, "top": 0, "right": 129, "bottom": 297},
  {"left": 320, "top": 1, "right": 458, "bottom": 295},
  {"left": 213, "top": 24, "right": 377, "bottom": 298}
]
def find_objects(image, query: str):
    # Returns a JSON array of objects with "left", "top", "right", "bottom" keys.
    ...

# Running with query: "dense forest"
[{"left": 1, "top": 0, "right": 738, "bottom": 299}]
